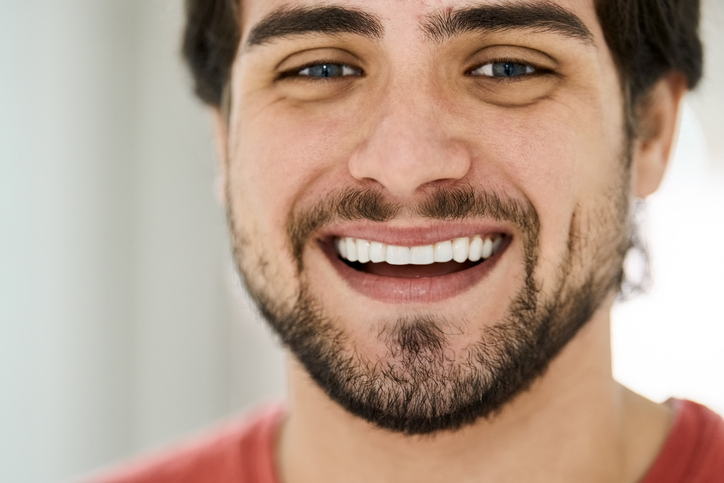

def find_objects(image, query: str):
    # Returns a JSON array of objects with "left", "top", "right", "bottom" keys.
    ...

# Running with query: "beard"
[{"left": 229, "top": 174, "right": 632, "bottom": 435}]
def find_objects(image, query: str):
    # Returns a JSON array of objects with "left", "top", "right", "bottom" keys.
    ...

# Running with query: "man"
[{"left": 97, "top": 0, "right": 724, "bottom": 481}]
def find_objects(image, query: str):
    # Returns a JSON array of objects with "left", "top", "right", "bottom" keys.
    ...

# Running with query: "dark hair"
[
  {"left": 595, "top": 0, "right": 703, "bottom": 109},
  {"left": 182, "top": 0, "right": 239, "bottom": 106},
  {"left": 182, "top": 0, "right": 703, "bottom": 110}
]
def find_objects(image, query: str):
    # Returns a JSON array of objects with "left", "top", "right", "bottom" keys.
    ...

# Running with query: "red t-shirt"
[
  {"left": 92, "top": 400, "right": 724, "bottom": 482},
  {"left": 641, "top": 400, "right": 724, "bottom": 482}
]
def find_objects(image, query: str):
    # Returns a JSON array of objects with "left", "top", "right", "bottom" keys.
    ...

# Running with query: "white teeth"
[
  {"left": 468, "top": 236, "right": 483, "bottom": 262},
  {"left": 410, "top": 245, "right": 435, "bottom": 265},
  {"left": 356, "top": 238, "right": 371, "bottom": 263},
  {"left": 434, "top": 241, "right": 453, "bottom": 263},
  {"left": 452, "top": 237, "right": 469, "bottom": 263},
  {"left": 337, "top": 238, "right": 347, "bottom": 258},
  {"left": 345, "top": 237, "right": 358, "bottom": 262},
  {"left": 482, "top": 237, "right": 494, "bottom": 259},
  {"left": 386, "top": 245, "right": 410, "bottom": 265},
  {"left": 335, "top": 235, "right": 504, "bottom": 266},
  {"left": 369, "top": 241, "right": 386, "bottom": 263}
]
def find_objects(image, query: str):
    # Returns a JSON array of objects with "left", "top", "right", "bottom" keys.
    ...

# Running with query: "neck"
[{"left": 278, "top": 303, "right": 671, "bottom": 483}]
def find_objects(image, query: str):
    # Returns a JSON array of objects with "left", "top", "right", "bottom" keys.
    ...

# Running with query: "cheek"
[
  {"left": 228, "top": 99, "right": 360, "bottom": 254},
  {"left": 470, "top": 106, "right": 578, "bottom": 231},
  {"left": 469, "top": 97, "right": 625, "bottom": 268}
]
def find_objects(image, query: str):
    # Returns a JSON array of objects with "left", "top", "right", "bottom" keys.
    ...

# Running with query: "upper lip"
[{"left": 315, "top": 221, "right": 513, "bottom": 246}]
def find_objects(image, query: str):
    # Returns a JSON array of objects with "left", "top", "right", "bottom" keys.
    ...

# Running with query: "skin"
[{"left": 213, "top": 0, "right": 687, "bottom": 481}]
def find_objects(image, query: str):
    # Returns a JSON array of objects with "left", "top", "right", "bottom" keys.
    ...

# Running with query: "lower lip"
[{"left": 320, "top": 238, "right": 509, "bottom": 304}]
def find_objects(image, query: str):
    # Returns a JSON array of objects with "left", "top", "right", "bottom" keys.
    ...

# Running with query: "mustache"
[{"left": 287, "top": 185, "right": 540, "bottom": 266}]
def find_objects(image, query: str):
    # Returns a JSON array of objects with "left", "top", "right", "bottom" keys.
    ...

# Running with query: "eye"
[
  {"left": 470, "top": 61, "right": 537, "bottom": 78},
  {"left": 284, "top": 62, "right": 363, "bottom": 79}
]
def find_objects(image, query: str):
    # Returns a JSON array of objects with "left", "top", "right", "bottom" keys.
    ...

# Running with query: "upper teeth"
[{"left": 335, "top": 235, "right": 504, "bottom": 266}]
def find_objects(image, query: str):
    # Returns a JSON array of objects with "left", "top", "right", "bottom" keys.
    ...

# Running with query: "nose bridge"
[
  {"left": 348, "top": 76, "right": 471, "bottom": 199},
  {"left": 379, "top": 90, "right": 439, "bottom": 157}
]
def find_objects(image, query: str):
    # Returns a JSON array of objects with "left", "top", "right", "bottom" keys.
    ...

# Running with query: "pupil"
[
  {"left": 315, "top": 64, "right": 342, "bottom": 77},
  {"left": 492, "top": 62, "right": 525, "bottom": 78}
]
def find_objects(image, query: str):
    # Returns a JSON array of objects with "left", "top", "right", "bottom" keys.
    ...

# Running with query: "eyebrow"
[
  {"left": 245, "top": 6, "right": 384, "bottom": 48},
  {"left": 423, "top": 3, "right": 594, "bottom": 45}
]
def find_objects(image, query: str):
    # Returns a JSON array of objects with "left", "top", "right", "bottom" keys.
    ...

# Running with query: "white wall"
[
  {"left": 0, "top": 2, "right": 284, "bottom": 482},
  {"left": 1, "top": 2, "right": 139, "bottom": 479},
  {"left": 0, "top": 1, "right": 721, "bottom": 482},
  {"left": 612, "top": 105, "right": 724, "bottom": 415},
  {"left": 612, "top": 0, "right": 724, "bottom": 415}
]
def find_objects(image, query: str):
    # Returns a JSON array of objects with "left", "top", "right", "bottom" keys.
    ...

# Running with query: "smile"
[
  {"left": 322, "top": 233, "right": 510, "bottom": 304},
  {"left": 335, "top": 235, "right": 504, "bottom": 266}
]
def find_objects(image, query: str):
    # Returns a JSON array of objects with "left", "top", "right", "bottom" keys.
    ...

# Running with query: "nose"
[{"left": 348, "top": 93, "right": 472, "bottom": 199}]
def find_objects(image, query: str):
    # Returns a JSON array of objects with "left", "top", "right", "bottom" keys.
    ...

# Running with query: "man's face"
[{"left": 225, "top": 0, "right": 632, "bottom": 433}]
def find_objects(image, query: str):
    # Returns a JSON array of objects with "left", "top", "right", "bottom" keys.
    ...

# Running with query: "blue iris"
[
  {"left": 300, "top": 64, "right": 347, "bottom": 78},
  {"left": 492, "top": 62, "right": 533, "bottom": 77}
]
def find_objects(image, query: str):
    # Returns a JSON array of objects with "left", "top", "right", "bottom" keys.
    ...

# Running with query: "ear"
[
  {"left": 631, "top": 73, "right": 688, "bottom": 198},
  {"left": 210, "top": 108, "right": 229, "bottom": 206}
]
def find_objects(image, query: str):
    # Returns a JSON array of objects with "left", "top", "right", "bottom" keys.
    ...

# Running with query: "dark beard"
[{"left": 231, "top": 184, "right": 630, "bottom": 435}]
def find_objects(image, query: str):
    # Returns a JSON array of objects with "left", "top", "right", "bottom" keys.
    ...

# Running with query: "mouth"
[{"left": 320, "top": 233, "right": 510, "bottom": 304}]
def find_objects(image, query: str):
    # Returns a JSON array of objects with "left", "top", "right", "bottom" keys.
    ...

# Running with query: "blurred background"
[{"left": 0, "top": 1, "right": 722, "bottom": 481}]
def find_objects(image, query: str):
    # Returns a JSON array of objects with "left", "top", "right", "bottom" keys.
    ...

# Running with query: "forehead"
[{"left": 239, "top": 0, "right": 604, "bottom": 46}]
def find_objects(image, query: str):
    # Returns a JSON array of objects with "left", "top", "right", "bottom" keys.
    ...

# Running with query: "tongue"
[{"left": 363, "top": 261, "right": 477, "bottom": 278}]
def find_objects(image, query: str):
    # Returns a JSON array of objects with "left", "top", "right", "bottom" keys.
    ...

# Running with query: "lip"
[{"left": 319, "top": 233, "right": 511, "bottom": 304}]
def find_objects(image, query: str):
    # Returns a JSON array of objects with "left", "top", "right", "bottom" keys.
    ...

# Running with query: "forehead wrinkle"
[{"left": 421, "top": 2, "right": 595, "bottom": 46}]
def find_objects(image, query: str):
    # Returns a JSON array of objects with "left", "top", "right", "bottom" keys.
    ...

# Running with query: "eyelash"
[
  {"left": 277, "top": 61, "right": 364, "bottom": 81},
  {"left": 467, "top": 57, "right": 550, "bottom": 81},
  {"left": 277, "top": 58, "right": 550, "bottom": 82}
]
